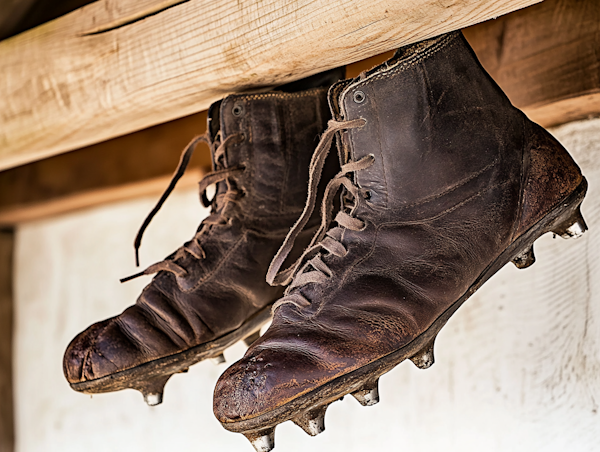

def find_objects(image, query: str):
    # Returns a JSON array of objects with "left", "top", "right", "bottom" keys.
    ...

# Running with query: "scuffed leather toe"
[
  {"left": 63, "top": 318, "right": 121, "bottom": 384},
  {"left": 63, "top": 306, "right": 181, "bottom": 384}
]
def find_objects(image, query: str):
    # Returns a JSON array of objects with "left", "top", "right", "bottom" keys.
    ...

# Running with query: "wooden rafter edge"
[{"left": 0, "top": 0, "right": 542, "bottom": 172}]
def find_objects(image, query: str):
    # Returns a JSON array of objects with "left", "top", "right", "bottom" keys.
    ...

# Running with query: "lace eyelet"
[
  {"left": 353, "top": 91, "right": 366, "bottom": 104},
  {"left": 363, "top": 190, "right": 372, "bottom": 200},
  {"left": 232, "top": 104, "right": 244, "bottom": 117}
]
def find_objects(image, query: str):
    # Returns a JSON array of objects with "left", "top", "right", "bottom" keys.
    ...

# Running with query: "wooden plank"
[
  {"left": 0, "top": 230, "right": 14, "bottom": 452},
  {"left": 0, "top": 0, "right": 542, "bottom": 171},
  {"left": 0, "top": 52, "right": 395, "bottom": 226},
  {"left": 463, "top": 0, "right": 600, "bottom": 127},
  {"left": 0, "top": 112, "right": 211, "bottom": 225}
]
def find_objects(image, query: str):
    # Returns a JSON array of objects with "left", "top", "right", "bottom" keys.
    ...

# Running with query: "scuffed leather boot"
[
  {"left": 63, "top": 69, "right": 344, "bottom": 405},
  {"left": 213, "top": 31, "right": 588, "bottom": 451}
]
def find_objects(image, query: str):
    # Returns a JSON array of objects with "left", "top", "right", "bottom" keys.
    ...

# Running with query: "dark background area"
[{"left": 0, "top": 0, "right": 96, "bottom": 41}]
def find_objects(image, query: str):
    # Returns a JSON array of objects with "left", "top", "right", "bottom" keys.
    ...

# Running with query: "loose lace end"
[{"left": 120, "top": 270, "right": 147, "bottom": 283}]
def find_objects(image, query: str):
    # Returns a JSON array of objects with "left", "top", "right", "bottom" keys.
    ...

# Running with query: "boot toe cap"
[
  {"left": 63, "top": 316, "right": 148, "bottom": 385},
  {"left": 63, "top": 318, "right": 117, "bottom": 384},
  {"left": 213, "top": 345, "right": 350, "bottom": 423}
]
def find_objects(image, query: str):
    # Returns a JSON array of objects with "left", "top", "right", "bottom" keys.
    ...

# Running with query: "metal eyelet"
[
  {"left": 232, "top": 104, "right": 244, "bottom": 116},
  {"left": 353, "top": 91, "right": 366, "bottom": 104}
]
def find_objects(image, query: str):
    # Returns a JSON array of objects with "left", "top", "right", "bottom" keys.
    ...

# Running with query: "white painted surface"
[{"left": 13, "top": 119, "right": 600, "bottom": 452}]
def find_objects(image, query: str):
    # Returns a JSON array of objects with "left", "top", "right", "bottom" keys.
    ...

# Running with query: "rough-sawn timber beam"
[{"left": 0, "top": 0, "right": 542, "bottom": 172}]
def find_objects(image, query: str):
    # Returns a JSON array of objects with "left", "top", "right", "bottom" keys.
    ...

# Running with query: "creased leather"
[
  {"left": 213, "top": 31, "right": 584, "bottom": 422},
  {"left": 63, "top": 86, "right": 338, "bottom": 384}
]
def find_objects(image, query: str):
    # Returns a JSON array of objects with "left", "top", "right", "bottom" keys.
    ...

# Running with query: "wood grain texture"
[
  {"left": 0, "top": 0, "right": 541, "bottom": 171},
  {"left": 0, "top": 230, "right": 14, "bottom": 452},
  {"left": 0, "top": 51, "right": 394, "bottom": 225},
  {"left": 463, "top": 0, "right": 600, "bottom": 127},
  {"left": 0, "top": 112, "right": 210, "bottom": 225}
]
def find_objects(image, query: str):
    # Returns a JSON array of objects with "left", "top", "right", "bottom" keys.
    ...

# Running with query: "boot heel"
[{"left": 553, "top": 205, "right": 588, "bottom": 239}]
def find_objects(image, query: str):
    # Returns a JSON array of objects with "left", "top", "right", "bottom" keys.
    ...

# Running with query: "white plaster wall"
[{"left": 13, "top": 119, "right": 600, "bottom": 452}]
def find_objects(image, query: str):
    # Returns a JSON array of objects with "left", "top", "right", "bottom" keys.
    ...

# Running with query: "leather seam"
[
  {"left": 181, "top": 232, "right": 247, "bottom": 293},
  {"left": 401, "top": 156, "right": 500, "bottom": 210}
]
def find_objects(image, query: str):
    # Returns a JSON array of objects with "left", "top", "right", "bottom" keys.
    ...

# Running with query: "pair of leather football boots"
[{"left": 64, "top": 31, "right": 588, "bottom": 452}]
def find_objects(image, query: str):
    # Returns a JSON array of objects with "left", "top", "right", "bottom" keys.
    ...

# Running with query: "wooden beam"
[
  {"left": 0, "top": 112, "right": 211, "bottom": 225},
  {"left": 463, "top": 0, "right": 600, "bottom": 128},
  {"left": 0, "top": 230, "right": 14, "bottom": 452},
  {"left": 0, "top": 0, "right": 542, "bottom": 171},
  {"left": 0, "top": 53, "right": 397, "bottom": 226}
]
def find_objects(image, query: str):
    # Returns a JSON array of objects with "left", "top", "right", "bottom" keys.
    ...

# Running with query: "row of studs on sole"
[
  {"left": 140, "top": 330, "right": 263, "bottom": 406},
  {"left": 242, "top": 206, "right": 588, "bottom": 452}
]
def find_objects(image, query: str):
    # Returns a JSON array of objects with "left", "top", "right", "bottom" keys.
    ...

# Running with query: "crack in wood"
[{"left": 80, "top": 0, "right": 190, "bottom": 36}]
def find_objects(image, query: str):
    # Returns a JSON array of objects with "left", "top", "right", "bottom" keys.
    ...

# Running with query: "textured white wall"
[{"left": 13, "top": 119, "right": 600, "bottom": 452}]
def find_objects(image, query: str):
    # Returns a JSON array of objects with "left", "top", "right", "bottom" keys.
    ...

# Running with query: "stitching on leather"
[
  {"left": 382, "top": 178, "right": 513, "bottom": 227},
  {"left": 183, "top": 233, "right": 247, "bottom": 293},
  {"left": 307, "top": 177, "right": 513, "bottom": 317},
  {"left": 402, "top": 155, "right": 500, "bottom": 210},
  {"left": 340, "top": 33, "right": 459, "bottom": 102},
  {"left": 231, "top": 87, "right": 328, "bottom": 102}
]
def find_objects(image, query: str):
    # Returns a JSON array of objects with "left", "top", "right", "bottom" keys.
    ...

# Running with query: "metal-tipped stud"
[
  {"left": 243, "top": 427, "right": 275, "bottom": 452},
  {"left": 293, "top": 405, "right": 327, "bottom": 436},
  {"left": 244, "top": 330, "right": 261, "bottom": 347},
  {"left": 410, "top": 335, "right": 436, "bottom": 369},
  {"left": 211, "top": 353, "right": 226, "bottom": 365},
  {"left": 144, "top": 392, "right": 163, "bottom": 406},
  {"left": 352, "top": 380, "right": 380, "bottom": 406},
  {"left": 135, "top": 374, "right": 171, "bottom": 407},
  {"left": 553, "top": 206, "right": 588, "bottom": 239},
  {"left": 512, "top": 245, "right": 535, "bottom": 269}
]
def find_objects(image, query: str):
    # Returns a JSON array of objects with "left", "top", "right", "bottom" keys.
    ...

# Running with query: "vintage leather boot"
[
  {"left": 213, "top": 31, "right": 588, "bottom": 451},
  {"left": 63, "top": 68, "right": 344, "bottom": 406}
]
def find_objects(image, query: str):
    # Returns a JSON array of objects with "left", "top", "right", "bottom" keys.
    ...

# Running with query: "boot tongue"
[
  {"left": 327, "top": 78, "right": 356, "bottom": 166},
  {"left": 207, "top": 99, "right": 222, "bottom": 145}
]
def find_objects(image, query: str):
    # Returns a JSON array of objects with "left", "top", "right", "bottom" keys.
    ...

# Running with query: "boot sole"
[
  {"left": 221, "top": 177, "right": 588, "bottom": 440},
  {"left": 71, "top": 303, "right": 273, "bottom": 405}
]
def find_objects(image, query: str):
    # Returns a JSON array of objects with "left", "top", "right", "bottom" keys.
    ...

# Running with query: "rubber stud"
[
  {"left": 135, "top": 374, "right": 172, "bottom": 407},
  {"left": 409, "top": 336, "right": 436, "bottom": 370},
  {"left": 243, "top": 427, "right": 275, "bottom": 452},
  {"left": 512, "top": 245, "right": 535, "bottom": 269},
  {"left": 553, "top": 206, "right": 588, "bottom": 239},
  {"left": 352, "top": 379, "right": 380, "bottom": 406},
  {"left": 211, "top": 353, "right": 226, "bottom": 365},
  {"left": 244, "top": 330, "right": 261, "bottom": 347},
  {"left": 293, "top": 405, "right": 327, "bottom": 436}
]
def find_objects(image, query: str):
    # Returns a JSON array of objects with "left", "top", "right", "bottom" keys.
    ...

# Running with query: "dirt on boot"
[
  {"left": 213, "top": 32, "right": 587, "bottom": 451},
  {"left": 62, "top": 71, "right": 343, "bottom": 405}
]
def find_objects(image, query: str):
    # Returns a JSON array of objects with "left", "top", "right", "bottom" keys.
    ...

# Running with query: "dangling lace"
[
  {"left": 266, "top": 118, "right": 374, "bottom": 312},
  {"left": 121, "top": 131, "right": 244, "bottom": 283}
]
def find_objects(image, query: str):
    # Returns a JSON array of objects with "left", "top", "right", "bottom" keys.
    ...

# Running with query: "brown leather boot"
[
  {"left": 213, "top": 31, "right": 588, "bottom": 451},
  {"left": 62, "top": 69, "right": 344, "bottom": 405}
]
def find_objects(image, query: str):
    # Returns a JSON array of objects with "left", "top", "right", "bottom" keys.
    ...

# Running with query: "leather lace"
[
  {"left": 121, "top": 131, "right": 245, "bottom": 283},
  {"left": 266, "top": 118, "right": 373, "bottom": 311}
]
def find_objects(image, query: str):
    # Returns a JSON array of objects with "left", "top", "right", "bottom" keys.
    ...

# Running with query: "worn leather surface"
[
  {"left": 63, "top": 84, "right": 338, "bottom": 384},
  {"left": 213, "top": 32, "right": 584, "bottom": 422}
]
